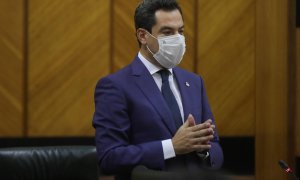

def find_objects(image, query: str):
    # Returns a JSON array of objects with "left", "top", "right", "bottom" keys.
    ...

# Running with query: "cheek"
[
  {"left": 153, "top": 43, "right": 159, "bottom": 53},
  {"left": 148, "top": 39, "right": 159, "bottom": 53}
]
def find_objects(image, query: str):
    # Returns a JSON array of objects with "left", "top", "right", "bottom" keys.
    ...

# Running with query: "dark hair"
[{"left": 134, "top": 0, "right": 183, "bottom": 33}]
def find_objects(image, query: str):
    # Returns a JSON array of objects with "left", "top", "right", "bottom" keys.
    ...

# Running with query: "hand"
[{"left": 172, "top": 114, "right": 215, "bottom": 155}]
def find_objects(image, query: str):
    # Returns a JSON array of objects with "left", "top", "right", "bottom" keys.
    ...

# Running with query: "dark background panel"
[
  {"left": 297, "top": 157, "right": 300, "bottom": 178},
  {"left": 220, "top": 137, "right": 255, "bottom": 175}
]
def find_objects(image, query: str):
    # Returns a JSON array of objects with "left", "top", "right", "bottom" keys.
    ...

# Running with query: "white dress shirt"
[{"left": 138, "top": 52, "right": 184, "bottom": 160}]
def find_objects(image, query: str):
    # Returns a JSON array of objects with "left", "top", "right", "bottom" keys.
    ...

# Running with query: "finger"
[
  {"left": 198, "top": 119, "right": 215, "bottom": 130},
  {"left": 191, "top": 122, "right": 211, "bottom": 132},
  {"left": 210, "top": 125, "right": 215, "bottom": 134},
  {"left": 192, "top": 127, "right": 214, "bottom": 138},
  {"left": 190, "top": 135, "right": 214, "bottom": 144},
  {"left": 205, "top": 119, "right": 212, "bottom": 124},
  {"left": 211, "top": 125, "right": 215, "bottom": 133},
  {"left": 192, "top": 144, "right": 211, "bottom": 151}
]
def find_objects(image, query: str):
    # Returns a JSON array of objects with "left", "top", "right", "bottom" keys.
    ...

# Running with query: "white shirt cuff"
[{"left": 161, "top": 139, "right": 176, "bottom": 160}]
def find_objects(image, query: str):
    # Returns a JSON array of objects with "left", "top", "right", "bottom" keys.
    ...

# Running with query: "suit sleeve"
[
  {"left": 92, "top": 77, "right": 165, "bottom": 174},
  {"left": 199, "top": 76, "right": 224, "bottom": 169}
]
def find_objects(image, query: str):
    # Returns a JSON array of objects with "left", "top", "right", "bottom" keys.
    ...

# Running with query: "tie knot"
[{"left": 158, "top": 69, "right": 170, "bottom": 82}]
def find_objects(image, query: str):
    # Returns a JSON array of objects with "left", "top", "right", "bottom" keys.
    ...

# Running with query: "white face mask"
[{"left": 146, "top": 33, "right": 186, "bottom": 69}]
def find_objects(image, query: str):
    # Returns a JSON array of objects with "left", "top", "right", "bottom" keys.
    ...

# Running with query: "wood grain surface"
[
  {"left": 256, "top": 0, "right": 291, "bottom": 179},
  {"left": 177, "top": 0, "right": 196, "bottom": 72},
  {"left": 27, "top": 0, "right": 110, "bottom": 136},
  {"left": 112, "top": 0, "right": 140, "bottom": 72},
  {"left": 0, "top": 0, "right": 25, "bottom": 136},
  {"left": 197, "top": 0, "right": 256, "bottom": 136}
]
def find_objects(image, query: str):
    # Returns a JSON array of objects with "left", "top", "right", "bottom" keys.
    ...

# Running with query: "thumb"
[
  {"left": 186, "top": 114, "right": 196, "bottom": 127},
  {"left": 181, "top": 114, "right": 195, "bottom": 128}
]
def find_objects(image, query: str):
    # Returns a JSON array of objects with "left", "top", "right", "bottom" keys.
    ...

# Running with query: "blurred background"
[{"left": 0, "top": 0, "right": 299, "bottom": 179}]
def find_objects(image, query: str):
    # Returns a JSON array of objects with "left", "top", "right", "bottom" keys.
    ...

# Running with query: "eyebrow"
[{"left": 159, "top": 25, "right": 184, "bottom": 32}]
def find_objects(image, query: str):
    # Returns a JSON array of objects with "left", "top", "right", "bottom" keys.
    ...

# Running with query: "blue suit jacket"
[{"left": 93, "top": 56, "right": 223, "bottom": 179}]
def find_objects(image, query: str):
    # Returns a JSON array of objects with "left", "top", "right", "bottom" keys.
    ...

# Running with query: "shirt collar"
[{"left": 138, "top": 52, "right": 173, "bottom": 75}]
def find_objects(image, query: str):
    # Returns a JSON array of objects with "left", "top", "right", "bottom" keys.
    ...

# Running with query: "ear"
[{"left": 136, "top": 28, "right": 148, "bottom": 45}]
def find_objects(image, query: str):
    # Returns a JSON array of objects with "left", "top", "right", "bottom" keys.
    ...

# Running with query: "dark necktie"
[{"left": 159, "top": 69, "right": 183, "bottom": 129}]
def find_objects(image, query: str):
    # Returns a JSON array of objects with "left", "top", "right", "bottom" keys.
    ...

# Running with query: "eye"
[
  {"left": 162, "top": 31, "right": 173, "bottom": 36},
  {"left": 179, "top": 29, "right": 184, "bottom": 35}
]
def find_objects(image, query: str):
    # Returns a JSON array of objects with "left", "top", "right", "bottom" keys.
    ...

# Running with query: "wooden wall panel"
[
  {"left": 112, "top": 0, "right": 140, "bottom": 72},
  {"left": 297, "top": 29, "right": 300, "bottom": 156},
  {"left": 256, "top": 0, "right": 290, "bottom": 179},
  {"left": 177, "top": 0, "right": 196, "bottom": 71},
  {"left": 27, "top": 0, "right": 110, "bottom": 136},
  {"left": 197, "top": 0, "right": 256, "bottom": 136},
  {"left": 0, "top": 0, "right": 24, "bottom": 136}
]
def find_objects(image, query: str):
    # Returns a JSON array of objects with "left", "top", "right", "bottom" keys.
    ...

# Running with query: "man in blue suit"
[{"left": 93, "top": 0, "right": 223, "bottom": 179}]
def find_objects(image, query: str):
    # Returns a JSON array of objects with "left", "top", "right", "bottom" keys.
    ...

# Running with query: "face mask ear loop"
[
  {"left": 145, "top": 30, "right": 158, "bottom": 40},
  {"left": 145, "top": 30, "right": 158, "bottom": 55},
  {"left": 146, "top": 45, "right": 155, "bottom": 55}
]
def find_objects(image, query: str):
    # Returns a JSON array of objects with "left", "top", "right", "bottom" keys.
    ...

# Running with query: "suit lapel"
[
  {"left": 131, "top": 57, "right": 177, "bottom": 135},
  {"left": 173, "top": 68, "right": 193, "bottom": 122}
]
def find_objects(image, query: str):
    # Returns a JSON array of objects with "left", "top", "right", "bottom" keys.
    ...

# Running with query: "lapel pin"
[{"left": 185, "top": 82, "right": 190, "bottom": 87}]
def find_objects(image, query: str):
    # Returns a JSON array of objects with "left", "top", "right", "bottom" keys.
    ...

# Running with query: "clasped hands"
[{"left": 172, "top": 114, "right": 215, "bottom": 155}]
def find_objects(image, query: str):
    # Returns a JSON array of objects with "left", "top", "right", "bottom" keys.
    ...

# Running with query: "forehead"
[{"left": 153, "top": 9, "right": 184, "bottom": 29}]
